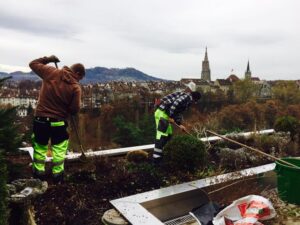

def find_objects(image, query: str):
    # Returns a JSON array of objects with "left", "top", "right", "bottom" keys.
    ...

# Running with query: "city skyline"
[{"left": 0, "top": 0, "right": 299, "bottom": 81}]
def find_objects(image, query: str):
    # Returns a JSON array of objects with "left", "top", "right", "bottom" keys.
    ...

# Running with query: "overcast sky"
[{"left": 0, "top": 0, "right": 299, "bottom": 80}]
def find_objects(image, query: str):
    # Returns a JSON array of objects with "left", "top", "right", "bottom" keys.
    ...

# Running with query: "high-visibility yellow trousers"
[
  {"left": 154, "top": 109, "right": 173, "bottom": 159},
  {"left": 32, "top": 117, "right": 69, "bottom": 176}
]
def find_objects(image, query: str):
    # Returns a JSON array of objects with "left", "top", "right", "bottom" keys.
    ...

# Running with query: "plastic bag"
[
  {"left": 213, "top": 195, "right": 276, "bottom": 225},
  {"left": 190, "top": 202, "right": 221, "bottom": 225}
]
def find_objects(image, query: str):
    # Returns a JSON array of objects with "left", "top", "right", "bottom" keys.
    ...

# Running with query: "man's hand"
[
  {"left": 168, "top": 118, "right": 175, "bottom": 124},
  {"left": 47, "top": 55, "right": 60, "bottom": 63}
]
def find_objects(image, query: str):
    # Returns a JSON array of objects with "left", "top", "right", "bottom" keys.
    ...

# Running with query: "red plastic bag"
[{"left": 213, "top": 195, "right": 276, "bottom": 225}]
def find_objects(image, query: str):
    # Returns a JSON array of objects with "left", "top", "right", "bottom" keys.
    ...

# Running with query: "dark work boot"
[
  {"left": 152, "top": 156, "right": 162, "bottom": 166},
  {"left": 32, "top": 170, "right": 46, "bottom": 181},
  {"left": 53, "top": 173, "right": 64, "bottom": 185}
]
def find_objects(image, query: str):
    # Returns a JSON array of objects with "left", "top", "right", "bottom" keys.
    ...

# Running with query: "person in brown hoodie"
[{"left": 29, "top": 55, "right": 85, "bottom": 184}]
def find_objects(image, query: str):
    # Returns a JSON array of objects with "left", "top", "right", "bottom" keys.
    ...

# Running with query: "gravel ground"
[{"left": 261, "top": 188, "right": 300, "bottom": 225}]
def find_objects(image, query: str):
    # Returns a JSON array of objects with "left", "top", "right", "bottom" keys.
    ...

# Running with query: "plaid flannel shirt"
[{"left": 158, "top": 91, "right": 193, "bottom": 124}]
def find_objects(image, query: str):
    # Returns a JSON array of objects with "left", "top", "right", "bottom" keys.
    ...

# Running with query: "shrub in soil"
[
  {"left": 163, "top": 135, "right": 207, "bottom": 172},
  {"left": 126, "top": 150, "right": 149, "bottom": 164},
  {"left": 252, "top": 134, "right": 280, "bottom": 154},
  {"left": 218, "top": 147, "right": 248, "bottom": 169},
  {"left": 274, "top": 116, "right": 300, "bottom": 140}
]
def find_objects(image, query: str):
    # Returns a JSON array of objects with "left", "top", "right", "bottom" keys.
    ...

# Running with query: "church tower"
[
  {"left": 245, "top": 60, "right": 252, "bottom": 79},
  {"left": 201, "top": 47, "right": 211, "bottom": 81}
]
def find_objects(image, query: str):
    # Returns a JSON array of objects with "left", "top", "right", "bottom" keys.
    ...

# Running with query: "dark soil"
[
  {"left": 14, "top": 156, "right": 165, "bottom": 225},
  {"left": 6, "top": 155, "right": 268, "bottom": 225},
  {"left": 6, "top": 133, "right": 299, "bottom": 225}
]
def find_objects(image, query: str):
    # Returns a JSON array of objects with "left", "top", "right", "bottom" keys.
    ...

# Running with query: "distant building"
[
  {"left": 0, "top": 97, "right": 37, "bottom": 108},
  {"left": 215, "top": 79, "right": 232, "bottom": 93},
  {"left": 226, "top": 74, "right": 240, "bottom": 83},
  {"left": 201, "top": 47, "right": 211, "bottom": 82},
  {"left": 17, "top": 106, "right": 28, "bottom": 117},
  {"left": 258, "top": 80, "right": 272, "bottom": 99},
  {"left": 251, "top": 77, "right": 260, "bottom": 83},
  {"left": 245, "top": 60, "right": 252, "bottom": 79},
  {"left": 180, "top": 78, "right": 211, "bottom": 93}
]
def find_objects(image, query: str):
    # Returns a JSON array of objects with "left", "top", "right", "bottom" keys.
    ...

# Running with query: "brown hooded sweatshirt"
[{"left": 29, "top": 57, "right": 81, "bottom": 120}]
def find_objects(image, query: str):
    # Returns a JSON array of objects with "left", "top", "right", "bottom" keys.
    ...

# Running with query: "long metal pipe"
[{"left": 19, "top": 129, "right": 274, "bottom": 162}]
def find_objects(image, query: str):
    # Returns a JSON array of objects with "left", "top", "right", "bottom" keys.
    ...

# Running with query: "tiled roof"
[{"left": 216, "top": 79, "right": 231, "bottom": 86}]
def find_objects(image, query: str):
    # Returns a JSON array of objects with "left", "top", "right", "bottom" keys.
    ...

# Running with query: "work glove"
[
  {"left": 168, "top": 118, "right": 175, "bottom": 124},
  {"left": 46, "top": 55, "right": 60, "bottom": 63}
]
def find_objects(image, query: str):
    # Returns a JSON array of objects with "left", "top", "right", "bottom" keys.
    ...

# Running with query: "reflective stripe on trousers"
[
  {"left": 32, "top": 133, "right": 47, "bottom": 174},
  {"left": 154, "top": 109, "right": 173, "bottom": 159},
  {"left": 32, "top": 118, "right": 69, "bottom": 175},
  {"left": 52, "top": 139, "right": 68, "bottom": 174}
]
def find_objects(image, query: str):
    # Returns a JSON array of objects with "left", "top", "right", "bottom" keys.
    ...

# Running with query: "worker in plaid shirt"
[{"left": 153, "top": 82, "right": 201, "bottom": 163}]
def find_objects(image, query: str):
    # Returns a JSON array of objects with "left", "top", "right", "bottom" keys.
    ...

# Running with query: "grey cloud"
[
  {"left": 232, "top": 32, "right": 285, "bottom": 46},
  {"left": 0, "top": 10, "right": 77, "bottom": 38},
  {"left": 118, "top": 30, "right": 214, "bottom": 54}
]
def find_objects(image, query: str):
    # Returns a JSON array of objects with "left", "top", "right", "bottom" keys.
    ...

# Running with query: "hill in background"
[{"left": 0, "top": 67, "right": 163, "bottom": 83}]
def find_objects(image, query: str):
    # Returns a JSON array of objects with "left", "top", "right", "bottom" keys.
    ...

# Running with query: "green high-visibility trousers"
[
  {"left": 32, "top": 117, "right": 69, "bottom": 175},
  {"left": 154, "top": 109, "right": 173, "bottom": 159}
]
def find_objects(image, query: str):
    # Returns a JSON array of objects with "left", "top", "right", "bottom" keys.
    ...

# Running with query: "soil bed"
[{"left": 6, "top": 132, "right": 300, "bottom": 225}]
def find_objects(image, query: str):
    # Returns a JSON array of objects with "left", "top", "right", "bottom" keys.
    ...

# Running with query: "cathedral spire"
[
  {"left": 245, "top": 60, "right": 252, "bottom": 79},
  {"left": 201, "top": 47, "right": 211, "bottom": 81},
  {"left": 204, "top": 46, "right": 208, "bottom": 61}
]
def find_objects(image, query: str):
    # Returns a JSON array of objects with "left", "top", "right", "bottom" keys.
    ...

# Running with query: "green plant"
[
  {"left": 0, "top": 150, "right": 8, "bottom": 225},
  {"left": 113, "top": 116, "right": 143, "bottom": 147},
  {"left": 274, "top": 116, "right": 300, "bottom": 140},
  {"left": 163, "top": 135, "right": 207, "bottom": 172},
  {"left": 126, "top": 162, "right": 156, "bottom": 175},
  {"left": 194, "top": 166, "right": 224, "bottom": 179},
  {"left": 0, "top": 107, "right": 22, "bottom": 153},
  {"left": 252, "top": 134, "right": 279, "bottom": 153},
  {"left": 0, "top": 77, "right": 23, "bottom": 225}
]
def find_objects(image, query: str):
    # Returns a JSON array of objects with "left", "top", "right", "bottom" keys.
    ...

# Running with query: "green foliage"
[
  {"left": 113, "top": 116, "right": 143, "bottom": 147},
  {"left": 250, "top": 134, "right": 281, "bottom": 154},
  {"left": 113, "top": 113, "right": 155, "bottom": 147},
  {"left": 0, "top": 107, "right": 22, "bottom": 152},
  {"left": 163, "top": 135, "right": 207, "bottom": 172},
  {"left": 138, "top": 114, "right": 155, "bottom": 144},
  {"left": 0, "top": 77, "right": 22, "bottom": 152},
  {"left": 0, "top": 150, "right": 8, "bottom": 225},
  {"left": 198, "top": 90, "right": 228, "bottom": 112},
  {"left": 0, "top": 77, "right": 23, "bottom": 225},
  {"left": 194, "top": 166, "right": 224, "bottom": 179},
  {"left": 272, "top": 81, "right": 300, "bottom": 105},
  {"left": 233, "top": 78, "right": 259, "bottom": 103},
  {"left": 274, "top": 116, "right": 300, "bottom": 139},
  {"left": 126, "top": 162, "right": 158, "bottom": 177}
]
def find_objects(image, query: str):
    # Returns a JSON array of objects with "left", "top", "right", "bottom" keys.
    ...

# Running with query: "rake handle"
[
  {"left": 206, "top": 130, "right": 300, "bottom": 169},
  {"left": 172, "top": 122, "right": 192, "bottom": 136},
  {"left": 71, "top": 116, "right": 86, "bottom": 157}
]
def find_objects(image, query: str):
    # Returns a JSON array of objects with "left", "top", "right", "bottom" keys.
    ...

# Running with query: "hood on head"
[{"left": 61, "top": 66, "right": 78, "bottom": 84}]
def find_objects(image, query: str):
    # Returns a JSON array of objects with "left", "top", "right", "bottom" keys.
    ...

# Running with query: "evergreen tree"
[
  {"left": 139, "top": 114, "right": 155, "bottom": 144},
  {"left": 113, "top": 116, "right": 143, "bottom": 147},
  {"left": 0, "top": 149, "right": 8, "bottom": 225},
  {"left": 0, "top": 78, "right": 10, "bottom": 225},
  {"left": 0, "top": 107, "right": 22, "bottom": 152}
]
